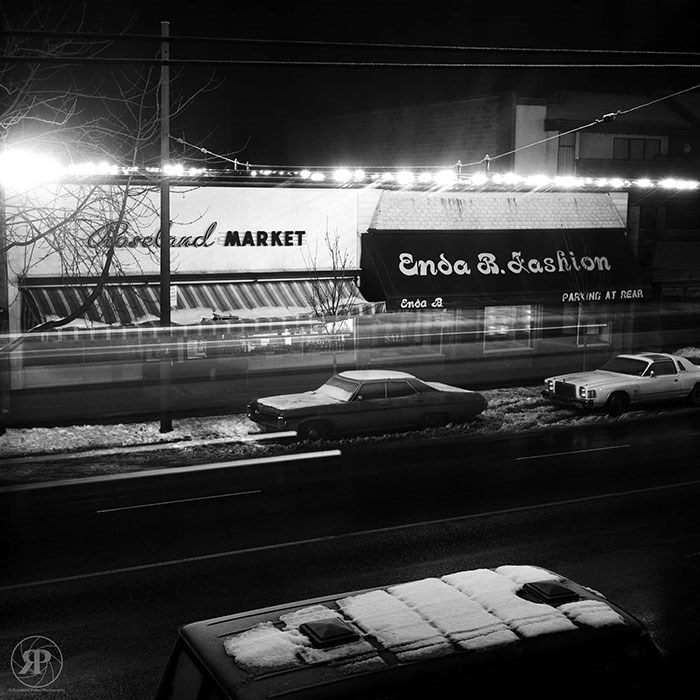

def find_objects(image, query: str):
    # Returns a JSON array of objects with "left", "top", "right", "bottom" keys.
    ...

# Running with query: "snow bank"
[{"left": 2, "top": 346, "right": 698, "bottom": 459}]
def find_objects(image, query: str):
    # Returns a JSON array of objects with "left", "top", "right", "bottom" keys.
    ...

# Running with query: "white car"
[{"left": 542, "top": 352, "right": 700, "bottom": 416}]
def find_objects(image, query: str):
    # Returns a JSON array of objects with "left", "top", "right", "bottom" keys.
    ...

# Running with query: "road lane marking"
[
  {"left": 4, "top": 476, "right": 700, "bottom": 591},
  {"left": 96, "top": 489, "right": 261, "bottom": 513},
  {"left": 0, "top": 449, "right": 342, "bottom": 493},
  {"left": 516, "top": 444, "right": 632, "bottom": 461}
]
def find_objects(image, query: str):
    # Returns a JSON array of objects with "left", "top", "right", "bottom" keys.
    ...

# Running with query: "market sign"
[
  {"left": 360, "top": 229, "right": 652, "bottom": 310},
  {"left": 87, "top": 222, "right": 306, "bottom": 249}
]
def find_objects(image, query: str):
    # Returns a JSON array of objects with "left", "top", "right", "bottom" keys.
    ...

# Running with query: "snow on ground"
[
  {"left": 1, "top": 347, "right": 699, "bottom": 461},
  {"left": 0, "top": 413, "right": 256, "bottom": 459},
  {"left": 0, "top": 386, "right": 673, "bottom": 460}
]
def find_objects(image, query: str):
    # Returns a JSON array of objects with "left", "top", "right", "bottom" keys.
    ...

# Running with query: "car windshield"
[
  {"left": 600, "top": 356, "right": 649, "bottom": 376},
  {"left": 315, "top": 376, "right": 358, "bottom": 401}
]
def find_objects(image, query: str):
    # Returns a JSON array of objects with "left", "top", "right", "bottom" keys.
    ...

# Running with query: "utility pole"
[
  {"left": 159, "top": 20, "right": 172, "bottom": 433},
  {"left": 0, "top": 184, "right": 8, "bottom": 435}
]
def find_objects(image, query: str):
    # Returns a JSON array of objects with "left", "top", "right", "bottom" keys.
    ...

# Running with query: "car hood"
[
  {"left": 548, "top": 370, "right": 631, "bottom": 388},
  {"left": 254, "top": 391, "right": 340, "bottom": 411}
]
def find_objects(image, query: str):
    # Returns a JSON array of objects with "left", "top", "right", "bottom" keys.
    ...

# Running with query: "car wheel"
[
  {"left": 421, "top": 412, "right": 448, "bottom": 430},
  {"left": 689, "top": 383, "right": 700, "bottom": 407},
  {"left": 606, "top": 392, "right": 629, "bottom": 417},
  {"left": 298, "top": 420, "right": 332, "bottom": 441}
]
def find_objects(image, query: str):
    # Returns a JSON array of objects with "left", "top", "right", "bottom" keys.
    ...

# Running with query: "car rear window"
[{"left": 408, "top": 379, "right": 436, "bottom": 393}]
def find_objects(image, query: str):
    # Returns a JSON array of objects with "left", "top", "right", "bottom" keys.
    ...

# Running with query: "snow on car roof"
[
  {"left": 337, "top": 370, "right": 417, "bottom": 381},
  {"left": 635, "top": 352, "right": 677, "bottom": 361},
  {"left": 617, "top": 351, "right": 682, "bottom": 360},
  {"left": 222, "top": 565, "right": 628, "bottom": 679}
]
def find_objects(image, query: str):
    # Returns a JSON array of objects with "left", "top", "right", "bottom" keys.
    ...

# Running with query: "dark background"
[{"left": 4, "top": 0, "right": 700, "bottom": 164}]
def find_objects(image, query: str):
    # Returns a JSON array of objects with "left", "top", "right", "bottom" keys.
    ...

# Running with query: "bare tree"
[
  {"left": 303, "top": 229, "right": 362, "bottom": 370},
  {"left": 0, "top": 1, "right": 218, "bottom": 332}
]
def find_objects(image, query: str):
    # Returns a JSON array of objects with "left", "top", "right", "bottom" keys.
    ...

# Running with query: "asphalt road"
[{"left": 1, "top": 415, "right": 700, "bottom": 698}]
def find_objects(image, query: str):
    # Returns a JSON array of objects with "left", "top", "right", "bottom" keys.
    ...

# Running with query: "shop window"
[
  {"left": 483, "top": 305, "right": 533, "bottom": 352},
  {"left": 577, "top": 305, "right": 611, "bottom": 346},
  {"left": 540, "top": 304, "right": 611, "bottom": 347},
  {"left": 186, "top": 338, "right": 207, "bottom": 359}
]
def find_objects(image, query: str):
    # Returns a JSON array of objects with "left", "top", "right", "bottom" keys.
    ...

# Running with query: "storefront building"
[
  {"left": 3, "top": 182, "right": 652, "bottom": 426},
  {"left": 357, "top": 189, "right": 651, "bottom": 387}
]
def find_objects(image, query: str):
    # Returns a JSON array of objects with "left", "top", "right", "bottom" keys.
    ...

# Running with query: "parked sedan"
[
  {"left": 247, "top": 369, "right": 487, "bottom": 439},
  {"left": 542, "top": 351, "right": 700, "bottom": 416}
]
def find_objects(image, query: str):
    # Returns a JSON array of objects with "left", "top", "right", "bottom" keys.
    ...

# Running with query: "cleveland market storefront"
[
  {"left": 6, "top": 185, "right": 386, "bottom": 424},
  {"left": 4, "top": 185, "right": 650, "bottom": 425},
  {"left": 358, "top": 190, "right": 651, "bottom": 387}
]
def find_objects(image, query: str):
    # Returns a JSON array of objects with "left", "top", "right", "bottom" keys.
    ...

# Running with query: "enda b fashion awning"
[
  {"left": 21, "top": 278, "right": 382, "bottom": 330},
  {"left": 360, "top": 229, "right": 652, "bottom": 310},
  {"left": 359, "top": 190, "right": 651, "bottom": 310}
]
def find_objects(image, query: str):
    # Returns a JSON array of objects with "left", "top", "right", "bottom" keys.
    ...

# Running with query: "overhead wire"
[
  {"left": 5, "top": 28, "right": 700, "bottom": 171},
  {"left": 172, "top": 81, "right": 700, "bottom": 173},
  {"left": 4, "top": 29, "right": 700, "bottom": 58},
  {"left": 3, "top": 54, "right": 700, "bottom": 69}
]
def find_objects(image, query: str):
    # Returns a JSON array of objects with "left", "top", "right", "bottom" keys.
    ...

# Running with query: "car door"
[
  {"left": 384, "top": 380, "right": 421, "bottom": 428},
  {"left": 348, "top": 381, "right": 390, "bottom": 432},
  {"left": 639, "top": 359, "right": 682, "bottom": 401}
]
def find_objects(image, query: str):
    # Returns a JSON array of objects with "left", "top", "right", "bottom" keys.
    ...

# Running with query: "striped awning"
[{"left": 21, "top": 279, "right": 383, "bottom": 330}]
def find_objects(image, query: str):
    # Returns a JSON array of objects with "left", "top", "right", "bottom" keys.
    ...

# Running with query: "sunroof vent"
[
  {"left": 521, "top": 580, "right": 580, "bottom": 606},
  {"left": 299, "top": 618, "right": 360, "bottom": 648}
]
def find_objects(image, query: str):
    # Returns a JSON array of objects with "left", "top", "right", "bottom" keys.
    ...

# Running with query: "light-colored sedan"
[
  {"left": 542, "top": 352, "right": 700, "bottom": 416},
  {"left": 247, "top": 369, "right": 487, "bottom": 439}
]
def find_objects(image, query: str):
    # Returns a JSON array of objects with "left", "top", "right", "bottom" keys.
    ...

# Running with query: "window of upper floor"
[
  {"left": 576, "top": 132, "right": 668, "bottom": 160},
  {"left": 613, "top": 137, "right": 661, "bottom": 160}
]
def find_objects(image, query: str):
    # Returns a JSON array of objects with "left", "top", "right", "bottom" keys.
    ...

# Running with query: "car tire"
[
  {"left": 298, "top": 420, "right": 332, "bottom": 441},
  {"left": 689, "top": 383, "right": 700, "bottom": 407},
  {"left": 606, "top": 392, "right": 629, "bottom": 417},
  {"left": 420, "top": 412, "right": 449, "bottom": 430}
]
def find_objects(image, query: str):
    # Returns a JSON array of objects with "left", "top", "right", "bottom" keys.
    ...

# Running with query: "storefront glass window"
[
  {"left": 540, "top": 303, "right": 611, "bottom": 347},
  {"left": 483, "top": 306, "right": 533, "bottom": 352},
  {"left": 577, "top": 305, "right": 611, "bottom": 346}
]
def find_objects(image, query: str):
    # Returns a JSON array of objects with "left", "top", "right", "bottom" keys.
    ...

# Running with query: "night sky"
[{"left": 4, "top": 0, "right": 700, "bottom": 166}]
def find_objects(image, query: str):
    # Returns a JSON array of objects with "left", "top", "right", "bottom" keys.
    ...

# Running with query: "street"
[{"left": 1, "top": 415, "right": 700, "bottom": 697}]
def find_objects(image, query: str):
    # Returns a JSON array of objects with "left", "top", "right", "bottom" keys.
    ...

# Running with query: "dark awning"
[
  {"left": 21, "top": 279, "right": 383, "bottom": 330},
  {"left": 360, "top": 229, "right": 652, "bottom": 310}
]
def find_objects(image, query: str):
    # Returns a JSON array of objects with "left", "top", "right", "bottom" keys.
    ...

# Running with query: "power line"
[
  {"left": 466, "top": 82, "right": 700, "bottom": 168},
  {"left": 2, "top": 55, "right": 700, "bottom": 69},
  {"left": 172, "top": 82, "right": 700, "bottom": 172},
  {"left": 4, "top": 29, "right": 700, "bottom": 59}
]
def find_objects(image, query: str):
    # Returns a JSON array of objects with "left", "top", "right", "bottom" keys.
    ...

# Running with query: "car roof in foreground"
[
  {"left": 337, "top": 370, "right": 417, "bottom": 381},
  {"left": 181, "top": 564, "right": 658, "bottom": 700}
]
